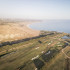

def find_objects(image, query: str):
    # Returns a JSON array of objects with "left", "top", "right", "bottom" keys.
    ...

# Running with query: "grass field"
[{"left": 0, "top": 31, "right": 70, "bottom": 70}]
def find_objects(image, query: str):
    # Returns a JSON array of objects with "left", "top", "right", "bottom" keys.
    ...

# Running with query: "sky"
[{"left": 0, "top": 0, "right": 70, "bottom": 20}]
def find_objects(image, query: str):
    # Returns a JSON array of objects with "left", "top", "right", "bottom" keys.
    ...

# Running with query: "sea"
[{"left": 29, "top": 20, "right": 70, "bottom": 33}]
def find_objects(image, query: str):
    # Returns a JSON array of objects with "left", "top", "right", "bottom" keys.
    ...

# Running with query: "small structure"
[
  {"left": 58, "top": 45, "right": 62, "bottom": 46},
  {"left": 31, "top": 55, "right": 39, "bottom": 60},
  {"left": 35, "top": 47, "right": 39, "bottom": 49},
  {"left": 35, "top": 68, "right": 37, "bottom": 70},
  {"left": 45, "top": 51, "right": 51, "bottom": 55},
  {"left": 41, "top": 51, "right": 44, "bottom": 53},
  {"left": 48, "top": 43, "right": 51, "bottom": 45}
]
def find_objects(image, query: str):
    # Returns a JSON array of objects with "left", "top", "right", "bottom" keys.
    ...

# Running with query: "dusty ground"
[{"left": 0, "top": 21, "right": 40, "bottom": 42}]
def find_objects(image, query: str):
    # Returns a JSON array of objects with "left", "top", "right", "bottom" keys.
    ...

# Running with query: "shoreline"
[
  {"left": 0, "top": 21, "right": 40, "bottom": 42},
  {"left": 0, "top": 21, "right": 69, "bottom": 42}
]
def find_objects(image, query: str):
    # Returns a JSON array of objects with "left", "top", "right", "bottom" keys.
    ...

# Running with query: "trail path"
[{"left": 62, "top": 48, "right": 70, "bottom": 59}]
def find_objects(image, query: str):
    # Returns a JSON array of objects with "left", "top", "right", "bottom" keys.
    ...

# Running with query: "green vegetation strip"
[{"left": 0, "top": 32, "right": 68, "bottom": 70}]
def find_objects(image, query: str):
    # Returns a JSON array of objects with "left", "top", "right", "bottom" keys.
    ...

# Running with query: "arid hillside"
[{"left": 0, "top": 20, "right": 40, "bottom": 42}]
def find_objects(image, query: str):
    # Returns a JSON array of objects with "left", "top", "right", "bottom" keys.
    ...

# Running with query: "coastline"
[{"left": 0, "top": 22, "right": 40, "bottom": 42}]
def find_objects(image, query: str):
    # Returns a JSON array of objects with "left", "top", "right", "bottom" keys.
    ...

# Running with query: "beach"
[{"left": 0, "top": 21, "right": 40, "bottom": 42}]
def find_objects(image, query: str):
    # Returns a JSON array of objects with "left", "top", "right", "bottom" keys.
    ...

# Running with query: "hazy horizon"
[{"left": 0, "top": 0, "right": 70, "bottom": 20}]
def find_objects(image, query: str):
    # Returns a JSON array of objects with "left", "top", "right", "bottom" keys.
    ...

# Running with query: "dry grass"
[{"left": 0, "top": 22, "right": 40, "bottom": 42}]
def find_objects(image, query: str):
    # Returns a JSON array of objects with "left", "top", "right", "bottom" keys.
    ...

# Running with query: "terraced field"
[{"left": 0, "top": 32, "right": 70, "bottom": 70}]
